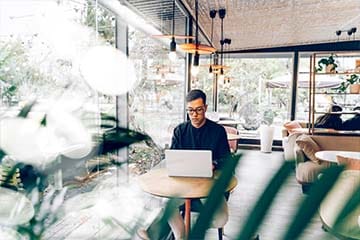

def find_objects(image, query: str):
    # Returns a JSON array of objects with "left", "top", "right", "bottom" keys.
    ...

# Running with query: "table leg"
[{"left": 184, "top": 199, "right": 191, "bottom": 239}]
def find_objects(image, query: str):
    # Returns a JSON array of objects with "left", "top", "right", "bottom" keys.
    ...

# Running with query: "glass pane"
[
  {"left": 0, "top": 1, "right": 120, "bottom": 238},
  {"left": 297, "top": 55, "right": 311, "bottom": 122},
  {"left": 128, "top": 26, "right": 185, "bottom": 170},
  {"left": 217, "top": 56, "right": 293, "bottom": 140},
  {"left": 191, "top": 57, "right": 214, "bottom": 111}
]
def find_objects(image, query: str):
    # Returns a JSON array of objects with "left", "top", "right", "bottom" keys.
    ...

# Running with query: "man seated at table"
[{"left": 169, "top": 89, "right": 231, "bottom": 239}]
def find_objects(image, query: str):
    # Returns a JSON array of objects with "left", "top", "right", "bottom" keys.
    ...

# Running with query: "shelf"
[
  {"left": 314, "top": 92, "right": 360, "bottom": 95},
  {"left": 314, "top": 72, "right": 360, "bottom": 75},
  {"left": 309, "top": 52, "right": 360, "bottom": 135},
  {"left": 314, "top": 111, "right": 360, "bottom": 115},
  {"left": 313, "top": 129, "right": 360, "bottom": 136}
]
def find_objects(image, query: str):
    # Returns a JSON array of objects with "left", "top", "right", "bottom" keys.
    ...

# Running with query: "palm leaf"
[
  {"left": 0, "top": 149, "right": 5, "bottom": 163},
  {"left": 281, "top": 165, "right": 344, "bottom": 240},
  {"left": 97, "top": 126, "right": 149, "bottom": 155},
  {"left": 17, "top": 100, "right": 36, "bottom": 118},
  {"left": 333, "top": 184, "right": 360, "bottom": 231},
  {"left": 235, "top": 160, "right": 294, "bottom": 240},
  {"left": 190, "top": 153, "right": 241, "bottom": 239}
]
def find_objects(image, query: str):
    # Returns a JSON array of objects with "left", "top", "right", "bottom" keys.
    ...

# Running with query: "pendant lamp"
[
  {"left": 180, "top": 0, "right": 216, "bottom": 56},
  {"left": 188, "top": 0, "right": 216, "bottom": 76},
  {"left": 153, "top": 0, "right": 194, "bottom": 61},
  {"left": 208, "top": 9, "right": 216, "bottom": 77},
  {"left": 218, "top": 8, "right": 226, "bottom": 82}
]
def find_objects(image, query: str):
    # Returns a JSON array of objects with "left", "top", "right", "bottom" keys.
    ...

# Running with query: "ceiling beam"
[{"left": 224, "top": 41, "right": 360, "bottom": 54}]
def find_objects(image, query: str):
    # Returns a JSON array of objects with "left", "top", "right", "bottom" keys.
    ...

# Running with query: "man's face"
[{"left": 186, "top": 98, "right": 207, "bottom": 128}]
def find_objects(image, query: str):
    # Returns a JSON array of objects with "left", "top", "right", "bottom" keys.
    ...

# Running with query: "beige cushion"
[
  {"left": 337, "top": 155, "right": 360, "bottom": 170},
  {"left": 284, "top": 121, "right": 302, "bottom": 134},
  {"left": 296, "top": 161, "right": 331, "bottom": 183},
  {"left": 295, "top": 135, "right": 321, "bottom": 163}
]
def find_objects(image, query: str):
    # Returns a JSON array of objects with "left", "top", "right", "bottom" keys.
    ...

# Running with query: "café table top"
[
  {"left": 137, "top": 168, "right": 237, "bottom": 199},
  {"left": 315, "top": 150, "right": 360, "bottom": 163}
]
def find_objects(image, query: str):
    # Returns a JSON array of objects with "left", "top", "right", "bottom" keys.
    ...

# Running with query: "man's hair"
[
  {"left": 330, "top": 104, "right": 342, "bottom": 112},
  {"left": 186, "top": 89, "right": 206, "bottom": 104}
]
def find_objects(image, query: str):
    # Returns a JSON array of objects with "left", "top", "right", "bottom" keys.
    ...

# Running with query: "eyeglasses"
[{"left": 186, "top": 106, "right": 205, "bottom": 115}]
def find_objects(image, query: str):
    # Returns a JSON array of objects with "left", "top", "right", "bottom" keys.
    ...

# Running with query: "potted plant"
[
  {"left": 347, "top": 74, "right": 360, "bottom": 93},
  {"left": 336, "top": 74, "right": 360, "bottom": 93},
  {"left": 259, "top": 108, "right": 275, "bottom": 153},
  {"left": 316, "top": 54, "right": 338, "bottom": 73}
]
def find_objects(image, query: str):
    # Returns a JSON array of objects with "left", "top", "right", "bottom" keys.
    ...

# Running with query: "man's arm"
[
  {"left": 170, "top": 126, "right": 181, "bottom": 149},
  {"left": 213, "top": 127, "right": 231, "bottom": 169}
]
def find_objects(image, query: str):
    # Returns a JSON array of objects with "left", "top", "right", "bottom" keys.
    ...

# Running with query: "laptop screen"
[{"left": 165, "top": 149, "right": 213, "bottom": 178}]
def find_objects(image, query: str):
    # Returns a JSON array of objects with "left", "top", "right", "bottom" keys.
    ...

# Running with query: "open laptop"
[{"left": 165, "top": 149, "right": 213, "bottom": 178}]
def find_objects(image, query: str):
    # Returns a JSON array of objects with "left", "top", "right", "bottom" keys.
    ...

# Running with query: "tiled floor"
[
  {"left": 44, "top": 150, "right": 338, "bottom": 239},
  {"left": 204, "top": 150, "right": 337, "bottom": 240}
]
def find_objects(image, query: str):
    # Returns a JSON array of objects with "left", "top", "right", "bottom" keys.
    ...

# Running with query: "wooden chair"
[
  {"left": 224, "top": 126, "right": 239, "bottom": 153},
  {"left": 179, "top": 192, "right": 230, "bottom": 240}
]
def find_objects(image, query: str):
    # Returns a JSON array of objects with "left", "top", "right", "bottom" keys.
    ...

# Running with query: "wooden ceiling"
[{"left": 123, "top": 0, "right": 360, "bottom": 51}]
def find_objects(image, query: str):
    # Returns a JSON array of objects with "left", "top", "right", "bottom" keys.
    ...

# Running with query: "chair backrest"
[{"left": 223, "top": 126, "right": 239, "bottom": 153}]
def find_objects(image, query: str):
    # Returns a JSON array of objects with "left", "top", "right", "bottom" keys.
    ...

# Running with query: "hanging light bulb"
[
  {"left": 219, "top": 68, "right": 225, "bottom": 82},
  {"left": 192, "top": 51, "right": 200, "bottom": 76},
  {"left": 208, "top": 65, "right": 213, "bottom": 78},
  {"left": 168, "top": 37, "right": 177, "bottom": 61}
]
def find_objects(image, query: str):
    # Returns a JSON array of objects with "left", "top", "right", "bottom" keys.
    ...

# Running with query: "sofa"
[
  {"left": 294, "top": 135, "right": 360, "bottom": 187},
  {"left": 282, "top": 121, "right": 309, "bottom": 161}
]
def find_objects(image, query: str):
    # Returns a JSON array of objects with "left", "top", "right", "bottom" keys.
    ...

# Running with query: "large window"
[
  {"left": 0, "top": 0, "right": 116, "bottom": 116},
  {"left": 128, "top": 27, "right": 186, "bottom": 149},
  {"left": 216, "top": 55, "right": 293, "bottom": 140}
]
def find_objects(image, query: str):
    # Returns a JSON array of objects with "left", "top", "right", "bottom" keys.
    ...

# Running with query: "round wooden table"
[{"left": 137, "top": 168, "right": 238, "bottom": 239}]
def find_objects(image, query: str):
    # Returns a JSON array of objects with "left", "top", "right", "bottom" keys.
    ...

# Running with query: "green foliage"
[
  {"left": 17, "top": 100, "right": 36, "bottom": 118},
  {"left": 95, "top": 113, "right": 150, "bottom": 155},
  {"left": 347, "top": 74, "right": 359, "bottom": 84},
  {"left": 336, "top": 74, "right": 359, "bottom": 93},
  {"left": 336, "top": 81, "right": 349, "bottom": 93},
  {"left": 333, "top": 185, "right": 360, "bottom": 232},
  {"left": 2, "top": 84, "right": 17, "bottom": 104},
  {"left": 83, "top": 1, "right": 115, "bottom": 46},
  {"left": 0, "top": 103, "right": 150, "bottom": 239},
  {"left": 316, "top": 54, "right": 338, "bottom": 72}
]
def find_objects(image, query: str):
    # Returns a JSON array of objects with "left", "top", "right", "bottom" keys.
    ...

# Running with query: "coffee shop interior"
[{"left": 0, "top": 0, "right": 360, "bottom": 239}]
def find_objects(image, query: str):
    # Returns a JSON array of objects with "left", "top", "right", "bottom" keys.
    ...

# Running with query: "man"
[
  {"left": 169, "top": 89, "right": 231, "bottom": 239},
  {"left": 171, "top": 89, "right": 231, "bottom": 169},
  {"left": 342, "top": 106, "right": 360, "bottom": 130}
]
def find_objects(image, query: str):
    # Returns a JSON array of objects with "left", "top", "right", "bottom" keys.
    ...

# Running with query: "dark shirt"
[
  {"left": 342, "top": 115, "right": 360, "bottom": 130},
  {"left": 314, "top": 114, "right": 343, "bottom": 130},
  {"left": 170, "top": 119, "right": 230, "bottom": 169}
]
